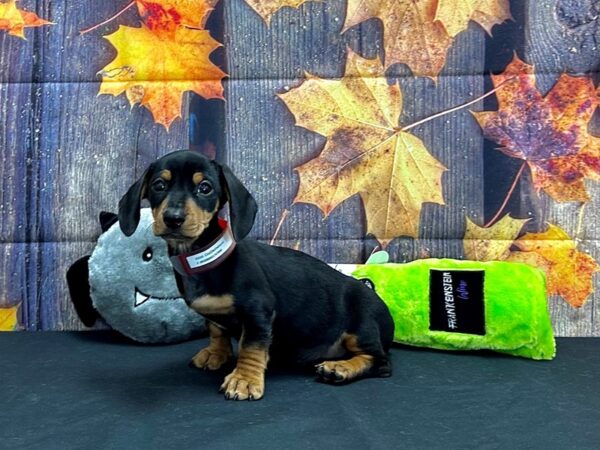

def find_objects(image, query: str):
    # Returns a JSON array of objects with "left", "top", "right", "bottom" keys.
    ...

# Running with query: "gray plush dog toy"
[{"left": 67, "top": 208, "right": 205, "bottom": 343}]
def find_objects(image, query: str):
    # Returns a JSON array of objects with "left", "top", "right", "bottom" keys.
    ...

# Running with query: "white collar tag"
[{"left": 170, "top": 219, "right": 236, "bottom": 276}]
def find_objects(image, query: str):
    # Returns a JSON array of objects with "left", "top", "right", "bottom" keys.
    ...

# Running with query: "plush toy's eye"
[
  {"left": 152, "top": 179, "right": 167, "bottom": 192},
  {"left": 196, "top": 181, "right": 213, "bottom": 196},
  {"left": 142, "top": 247, "right": 153, "bottom": 262}
]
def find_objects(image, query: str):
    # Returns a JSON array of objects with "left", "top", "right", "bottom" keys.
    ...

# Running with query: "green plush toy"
[{"left": 337, "top": 256, "right": 555, "bottom": 360}]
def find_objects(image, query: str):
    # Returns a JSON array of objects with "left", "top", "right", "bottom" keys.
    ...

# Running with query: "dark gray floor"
[{"left": 1, "top": 332, "right": 598, "bottom": 450}]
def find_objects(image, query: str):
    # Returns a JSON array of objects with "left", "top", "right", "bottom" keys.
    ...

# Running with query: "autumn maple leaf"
[
  {"left": 435, "top": 0, "right": 511, "bottom": 37},
  {"left": 279, "top": 50, "right": 447, "bottom": 245},
  {"left": 0, "top": 0, "right": 52, "bottom": 39},
  {"left": 0, "top": 304, "right": 19, "bottom": 331},
  {"left": 244, "top": 0, "right": 312, "bottom": 24},
  {"left": 506, "top": 224, "right": 599, "bottom": 308},
  {"left": 473, "top": 55, "right": 600, "bottom": 202},
  {"left": 342, "top": 0, "right": 510, "bottom": 78},
  {"left": 136, "top": 0, "right": 218, "bottom": 30},
  {"left": 463, "top": 217, "right": 598, "bottom": 308},
  {"left": 463, "top": 214, "right": 528, "bottom": 261},
  {"left": 343, "top": 0, "right": 451, "bottom": 78},
  {"left": 99, "top": 24, "right": 226, "bottom": 129}
]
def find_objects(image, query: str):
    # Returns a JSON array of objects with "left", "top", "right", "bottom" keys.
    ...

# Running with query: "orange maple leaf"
[
  {"left": 136, "top": 0, "right": 218, "bottom": 30},
  {"left": 244, "top": 0, "right": 313, "bottom": 24},
  {"left": 99, "top": 24, "right": 226, "bottom": 129},
  {"left": 343, "top": 0, "right": 510, "bottom": 78},
  {"left": 279, "top": 50, "right": 447, "bottom": 245},
  {"left": 473, "top": 55, "right": 600, "bottom": 202},
  {"left": 506, "top": 224, "right": 599, "bottom": 308},
  {"left": 0, "top": 0, "right": 52, "bottom": 39},
  {"left": 435, "top": 0, "right": 511, "bottom": 37}
]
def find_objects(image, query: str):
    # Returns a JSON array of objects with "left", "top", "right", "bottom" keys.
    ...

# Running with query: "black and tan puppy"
[{"left": 118, "top": 150, "right": 394, "bottom": 401}]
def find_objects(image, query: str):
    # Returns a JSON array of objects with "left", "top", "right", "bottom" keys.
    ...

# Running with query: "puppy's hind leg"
[{"left": 316, "top": 330, "right": 391, "bottom": 384}]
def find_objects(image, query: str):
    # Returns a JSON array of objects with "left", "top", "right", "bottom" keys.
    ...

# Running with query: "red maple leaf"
[{"left": 473, "top": 55, "right": 600, "bottom": 202}]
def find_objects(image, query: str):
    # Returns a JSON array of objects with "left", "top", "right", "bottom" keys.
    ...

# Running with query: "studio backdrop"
[{"left": 0, "top": 0, "right": 598, "bottom": 335}]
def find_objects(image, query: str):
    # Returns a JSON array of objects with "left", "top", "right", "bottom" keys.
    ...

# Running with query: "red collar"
[{"left": 170, "top": 219, "right": 236, "bottom": 276}]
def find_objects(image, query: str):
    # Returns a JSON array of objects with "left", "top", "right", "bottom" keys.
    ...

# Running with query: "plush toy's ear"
[
  {"left": 218, "top": 163, "right": 257, "bottom": 241},
  {"left": 118, "top": 167, "right": 151, "bottom": 237},
  {"left": 99, "top": 211, "right": 118, "bottom": 233},
  {"left": 66, "top": 256, "right": 99, "bottom": 327}
]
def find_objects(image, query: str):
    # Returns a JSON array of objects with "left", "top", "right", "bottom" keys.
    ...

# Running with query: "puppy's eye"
[
  {"left": 142, "top": 247, "right": 153, "bottom": 262},
  {"left": 196, "top": 181, "right": 213, "bottom": 195},
  {"left": 152, "top": 179, "right": 167, "bottom": 192}
]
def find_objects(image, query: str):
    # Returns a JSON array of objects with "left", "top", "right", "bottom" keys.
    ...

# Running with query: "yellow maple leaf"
[
  {"left": 244, "top": 0, "right": 313, "bottom": 24},
  {"left": 136, "top": 0, "right": 218, "bottom": 30},
  {"left": 99, "top": 24, "right": 226, "bottom": 129},
  {"left": 507, "top": 224, "right": 599, "bottom": 308},
  {"left": 469, "top": 0, "right": 512, "bottom": 35},
  {"left": 0, "top": 304, "right": 19, "bottom": 331},
  {"left": 464, "top": 214, "right": 528, "bottom": 261},
  {"left": 0, "top": 0, "right": 52, "bottom": 39},
  {"left": 435, "top": 0, "right": 511, "bottom": 37},
  {"left": 343, "top": 0, "right": 511, "bottom": 78},
  {"left": 343, "top": 0, "right": 451, "bottom": 78},
  {"left": 279, "top": 50, "right": 447, "bottom": 245}
]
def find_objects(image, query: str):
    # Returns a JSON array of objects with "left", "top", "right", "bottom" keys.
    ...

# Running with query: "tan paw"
[
  {"left": 190, "top": 347, "right": 232, "bottom": 370},
  {"left": 316, "top": 361, "right": 351, "bottom": 383},
  {"left": 316, "top": 356, "right": 372, "bottom": 384},
  {"left": 220, "top": 369, "right": 264, "bottom": 401}
]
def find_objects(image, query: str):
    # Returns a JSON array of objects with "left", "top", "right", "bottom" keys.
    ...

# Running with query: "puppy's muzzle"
[{"left": 163, "top": 208, "right": 186, "bottom": 230}]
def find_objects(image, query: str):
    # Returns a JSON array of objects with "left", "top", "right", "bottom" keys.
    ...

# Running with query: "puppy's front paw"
[
  {"left": 220, "top": 369, "right": 264, "bottom": 401},
  {"left": 190, "top": 346, "right": 232, "bottom": 370}
]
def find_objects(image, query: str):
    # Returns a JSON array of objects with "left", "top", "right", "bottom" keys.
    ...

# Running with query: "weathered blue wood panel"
[
  {"left": 1, "top": 1, "right": 189, "bottom": 330},
  {"left": 1, "top": 9, "right": 37, "bottom": 328}
]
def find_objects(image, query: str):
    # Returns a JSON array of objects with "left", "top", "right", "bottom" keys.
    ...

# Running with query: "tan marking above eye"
[
  {"left": 193, "top": 172, "right": 204, "bottom": 185},
  {"left": 160, "top": 169, "right": 172, "bottom": 181}
]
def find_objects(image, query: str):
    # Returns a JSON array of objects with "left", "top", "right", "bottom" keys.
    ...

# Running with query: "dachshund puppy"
[{"left": 119, "top": 150, "right": 394, "bottom": 401}]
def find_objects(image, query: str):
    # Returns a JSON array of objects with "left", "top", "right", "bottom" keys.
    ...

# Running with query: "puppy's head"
[{"left": 118, "top": 150, "right": 257, "bottom": 247}]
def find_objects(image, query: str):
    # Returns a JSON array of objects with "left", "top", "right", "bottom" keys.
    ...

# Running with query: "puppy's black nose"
[{"left": 163, "top": 209, "right": 185, "bottom": 229}]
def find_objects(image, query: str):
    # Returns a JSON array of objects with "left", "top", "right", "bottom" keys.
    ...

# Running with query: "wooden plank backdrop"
[
  {"left": 0, "top": 1, "right": 189, "bottom": 330},
  {"left": 221, "top": 0, "right": 486, "bottom": 265},
  {"left": 0, "top": 15, "right": 36, "bottom": 329},
  {"left": 0, "top": 0, "right": 598, "bottom": 336}
]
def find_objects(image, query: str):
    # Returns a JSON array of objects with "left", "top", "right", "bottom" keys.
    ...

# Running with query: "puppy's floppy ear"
[
  {"left": 118, "top": 167, "right": 151, "bottom": 237},
  {"left": 218, "top": 163, "right": 257, "bottom": 241}
]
